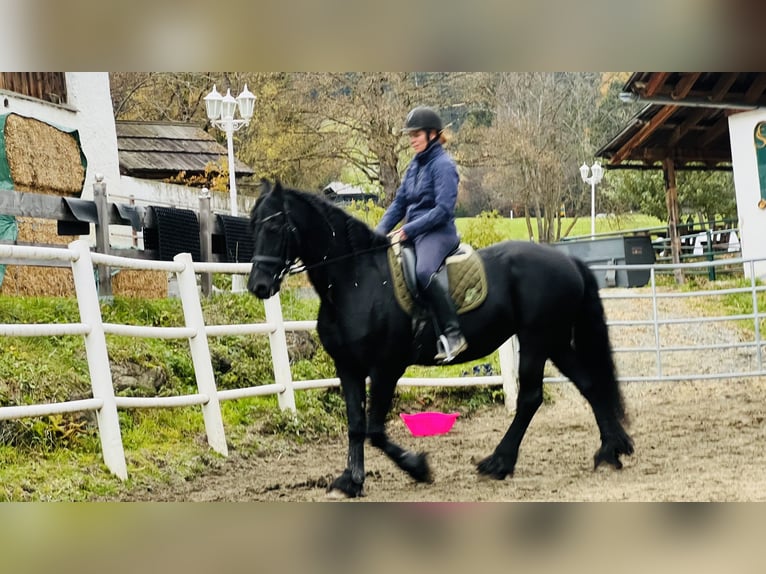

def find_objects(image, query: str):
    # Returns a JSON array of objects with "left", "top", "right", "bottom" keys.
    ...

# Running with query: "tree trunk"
[
  {"left": 663, "top": 158, "right": 684, "bottom": 284},
  {"left": 379, "top": 150, "right": 401, "bottom": 206}
]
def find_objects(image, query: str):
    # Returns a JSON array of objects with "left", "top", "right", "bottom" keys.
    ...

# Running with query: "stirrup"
[{"left": 435, "top": 334, "right": 467, "bottom": 364}]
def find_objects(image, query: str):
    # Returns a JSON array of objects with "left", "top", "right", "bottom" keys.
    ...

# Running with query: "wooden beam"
[
  {"left": 668, "top": 108, "right": 707, "bottom": 147},
  {"left": 700, "top": 116, "right": 730, "bottom": 148},
  {"left": 636, "top": 147, "right": 731, "bottom": 165},
  {"left": 744, "top": 73, "right": 766, "bottom": 103},
  {"left": 671, "top": 72, "right": 701, "bottom": 99},
  {"left": 642, "top": 72, "right": 671, "bottom": 97},
  {"left": 611, "top": 105, "right": 679, "bottom": 164},
  {"left": 711, "top": 73, "right": 738, "bottom": 101}
]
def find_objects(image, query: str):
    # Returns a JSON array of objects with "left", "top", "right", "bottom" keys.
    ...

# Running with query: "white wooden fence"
[
  {"left": 2, "top": 240, "right": 763, "bottom": 480},
  {"left": 0, "top": 240, "right": 520, "bottom": 479}
]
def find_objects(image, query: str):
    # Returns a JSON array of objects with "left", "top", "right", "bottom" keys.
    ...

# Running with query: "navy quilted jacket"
[{"left": 376, "top": 141, "right": 459, "bottom": 241}]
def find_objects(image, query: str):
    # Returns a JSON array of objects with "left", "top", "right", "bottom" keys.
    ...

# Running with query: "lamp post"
[
  {"left": 204, "top": 84, "right": 256, "bottom": 291},
  {"left": 579, "top": 161, "right": 604, "bottom": 239},
  {"left": 204, "top": 84, "right": 256, "bottom": 218}
]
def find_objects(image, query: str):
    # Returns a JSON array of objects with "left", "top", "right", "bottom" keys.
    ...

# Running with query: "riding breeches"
[{"left": 412, "top": 232, "right": 459, "bottom": 289}]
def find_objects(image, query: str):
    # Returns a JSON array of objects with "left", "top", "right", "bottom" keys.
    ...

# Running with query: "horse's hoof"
[
  {"left": 476, "top": 454, "right": 513, "bottom": 480},
  {"left": 593, "top": 447, "right": 623, "bottom": 470},
  {"left": 402, "top": 452, "right": 433, "bottom": 483},
  {"left": 326, "top": 487, "right": 365, "bottom": 499},
  {"left": 593, "top": 435, "right": 633, "bottom": 470},
  {"left": 326, "top": 470, "right": 365, "bottom": 498}
]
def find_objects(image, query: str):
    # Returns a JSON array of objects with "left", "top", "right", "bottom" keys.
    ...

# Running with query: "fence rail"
[
  {"left": 0, "top": 182, "right": 250, "bottom": 297},
  {"left": 0, "top": 241, "right": 763, "bottom": 479},
  {"left": 581, "top": 257, "right": 765, "bottom": 383}
]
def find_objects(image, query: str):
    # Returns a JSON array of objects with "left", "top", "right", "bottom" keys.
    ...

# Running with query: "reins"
[
  {"left": 251, "top": 203, "right": 401, "bottom": 277},
  {"left": 287, "top": 240, "right": 399, "bottom": 275}
]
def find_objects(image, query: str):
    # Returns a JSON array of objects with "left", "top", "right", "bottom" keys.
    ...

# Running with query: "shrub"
[{"left": 460, "top": 210, "right": 506, "bottom": 248}]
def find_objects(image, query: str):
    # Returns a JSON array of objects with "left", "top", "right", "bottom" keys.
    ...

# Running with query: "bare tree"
[
  {"left": 290, "top": 72, "right": 484, "bottom": 203},
  {"left": 456, "top": 73, "right": 604, "bottom": 242}
]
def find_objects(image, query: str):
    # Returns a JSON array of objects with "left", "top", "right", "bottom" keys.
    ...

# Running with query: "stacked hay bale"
[
  {"left": 0, "top": 113, "right": 167, "bottom": 298},
  {"left": 0, "top": 114, "right": 84, "bottom": 296},
  {"left": 111, "top": 269, "right": 168, "bottom": 299}
]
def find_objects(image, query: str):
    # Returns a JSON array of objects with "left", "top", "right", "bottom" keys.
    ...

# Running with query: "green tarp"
[{"left": 0, "top": 214, "right": 18, "bottom": 286}]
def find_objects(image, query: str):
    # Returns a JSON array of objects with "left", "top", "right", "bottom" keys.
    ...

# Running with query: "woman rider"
[{"left": 375, "top": 106, "right": 467, "bottom": 363}]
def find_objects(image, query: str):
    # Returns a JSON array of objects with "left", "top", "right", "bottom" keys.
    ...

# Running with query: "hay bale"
[
  {"left": 0, "top": 218, "right": 167, "bottom": 298},
  {"left": 0, "top": 218, "right": 74, "bottom": 296},
  {"left": 4, "top": 114, "right": 85, "bottom": 197},
  {"left": 0, "top": 219, "right": 169, "bottom": 298},
  {"left": 112, "top": 269, "right": 168, "bottom": 299},
  {"left": 0, "top": 264, "right": 74, "bottom": 297}
]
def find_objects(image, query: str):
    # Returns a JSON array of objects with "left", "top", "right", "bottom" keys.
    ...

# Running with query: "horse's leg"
[
  {"left": 367, "top": 364, "right": 432, "bottom": 484},
  {"left": 327, "top": 362, "right": 368, "bottom": 498},
  {"left": 550, "top": 344, "right": 633, "bottom": 470},
  {"left": 477, "top": 336, "right": 546, "bottom": 479}
]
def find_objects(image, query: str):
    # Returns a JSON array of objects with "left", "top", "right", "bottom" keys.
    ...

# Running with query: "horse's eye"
[{"left": 263, "top": 220, "right": 282, "bottom": 233}]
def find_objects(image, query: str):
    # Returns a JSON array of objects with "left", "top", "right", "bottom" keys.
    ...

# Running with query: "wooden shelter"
[
  {"left": 116, "top": 121, "right": 255, "bottom": 180},
  {"left": 596, "top": 72, "right": 766, "bottom": 277}
]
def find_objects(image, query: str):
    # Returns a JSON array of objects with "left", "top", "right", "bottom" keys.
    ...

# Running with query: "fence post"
[
  {"left": 129, "top": 195, "right": 138, "bottom": 248},
  {"left": 92, "top": 174, "right": 112, "bottom": 299},
  {"left": 198, "top": 188, "right": 213, "bottom": 297},
  {"left": 69, "top": 239, "right": 127, "bottom": 480},
  {"left": 264, "top": 294, "right": 297, "bottom": 412},
  {"left": 174, "top": 252, "right": 228, "bottom": 456},
  {"left": 498, "top": 336, "right": 519, "bottom": 412},
  {"left": 705, "top": 229, "right": 716, "bottom": 281}
]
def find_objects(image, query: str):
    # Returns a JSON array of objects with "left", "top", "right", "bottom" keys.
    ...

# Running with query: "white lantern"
[
  {"left": 579, "top": 163, "right": 590, "bottom": 183},
  {"left": 236, "top": 84, "right": 256, "bottom": 121},
  {"left": 221, "top": 89, "right": 237, "bottom": 121},
  {"left": 204, "top": 85, "right": 222, "bottom": 120},
  {"left": 591, "top": 162, "right": 604, "bottom": 183}
]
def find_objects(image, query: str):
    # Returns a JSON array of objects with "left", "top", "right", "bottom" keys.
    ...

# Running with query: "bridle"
[
  {"left": 250, "top": 210, "right": 299, "bottom": 285},
  {"left": 250, "top": 205, "right": 398, "bottom": 280}
]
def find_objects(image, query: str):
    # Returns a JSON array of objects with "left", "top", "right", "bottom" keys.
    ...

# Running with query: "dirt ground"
[
  {"left": 113, "top": 288, "right": 766, "bottom": 502},
  {"left": 116, "top": 377, "right": 766, "bottom": 502}
]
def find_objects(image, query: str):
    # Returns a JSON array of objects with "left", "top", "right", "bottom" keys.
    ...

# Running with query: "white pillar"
[
  {"left": 729, "top": 109, "right": 766, "bottom": 279},
  {"left": 174, "top": 252, "right": 228, "bottom": 456},
  {"left": 264, "top": 294, "right": 297, "bottom": 412},
  {"left": 498, "top": 336, "right": 519, "bottom": 412},
  {"left": 69, "top": 239, "right": 127, "bottom": 479}
]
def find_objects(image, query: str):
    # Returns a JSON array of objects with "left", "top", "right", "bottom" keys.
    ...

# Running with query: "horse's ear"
[
  {"left": 259, "top": 178, "right": 272, "bottom": 196},
  {"left": 271, "top": 180, "right": 284, "bottom": 201}
]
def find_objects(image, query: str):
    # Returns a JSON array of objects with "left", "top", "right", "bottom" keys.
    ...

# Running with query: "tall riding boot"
[{"left": 422, "top": 269, "right": 468, "bottom": 363}]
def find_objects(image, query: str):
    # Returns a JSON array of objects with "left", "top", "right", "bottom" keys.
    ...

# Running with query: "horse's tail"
[{"left": 572, "top": 258, "right": 626, "bottom": 423}]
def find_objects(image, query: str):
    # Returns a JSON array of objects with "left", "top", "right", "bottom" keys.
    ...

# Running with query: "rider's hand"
[{"left": 388, "top": 229, "right": 407, "bottom": 243}]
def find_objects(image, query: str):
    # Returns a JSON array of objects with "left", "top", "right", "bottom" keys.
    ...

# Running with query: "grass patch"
[{"left": 456, "top": 213, "right": 664, "bottom": 243}]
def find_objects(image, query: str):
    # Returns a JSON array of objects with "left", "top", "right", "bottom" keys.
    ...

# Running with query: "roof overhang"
[{"left": 597, "top": 73, "right": 766, "bottom": 171}]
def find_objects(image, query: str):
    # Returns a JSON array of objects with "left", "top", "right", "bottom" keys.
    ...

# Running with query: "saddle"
[{"left": 387, "top": 242, "right": 488, "bottom": 316}]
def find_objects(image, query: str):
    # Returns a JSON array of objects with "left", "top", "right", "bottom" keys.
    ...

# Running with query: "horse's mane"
[{"left": 285, "top": 187, "right": 390, "bottom": 252}]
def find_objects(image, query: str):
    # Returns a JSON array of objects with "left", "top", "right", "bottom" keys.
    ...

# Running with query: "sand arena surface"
[{"left": 112, "top": 287, "right": 766, "bottom": 501}]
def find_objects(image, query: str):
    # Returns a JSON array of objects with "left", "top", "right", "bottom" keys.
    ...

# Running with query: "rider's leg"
[
  {"left": 415, "top": 235, "right": 467, "bottom": 363},
  {"left": 422, "top": 268, "right": 467, "bottom": 363}
]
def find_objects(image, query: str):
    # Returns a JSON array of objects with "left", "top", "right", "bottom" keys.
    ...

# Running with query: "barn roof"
[
  {"left": 115, "top": 121, "right": 255, "bottom": 179},
  {"left": 597, "top": 72, "right": 766, "bottom": 170}
]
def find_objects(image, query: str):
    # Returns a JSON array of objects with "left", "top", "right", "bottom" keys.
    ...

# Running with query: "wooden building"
[{"left": 597, "top": 72, "right": 766, "bottom": 279}]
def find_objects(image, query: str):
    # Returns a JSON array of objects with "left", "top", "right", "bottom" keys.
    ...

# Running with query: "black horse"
[{"left": 248, "top": 180, "right": 633, "bottom": 498}]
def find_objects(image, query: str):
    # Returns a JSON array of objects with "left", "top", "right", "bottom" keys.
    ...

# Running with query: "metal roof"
[
  {"left": 597, "top": 72, "right": 766, "bottom": 170},
  {"left": 115, "top": 121, "right": 254, "bottom": 178}
]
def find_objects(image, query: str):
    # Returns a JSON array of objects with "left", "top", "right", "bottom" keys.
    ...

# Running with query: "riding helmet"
[{"left": 402, "top": 106, "right": 443, "bottom": 134}]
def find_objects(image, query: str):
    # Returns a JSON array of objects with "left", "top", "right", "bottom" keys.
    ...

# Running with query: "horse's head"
[{"left": 247, "top": 180, "right": 298, "bottom": 299}]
